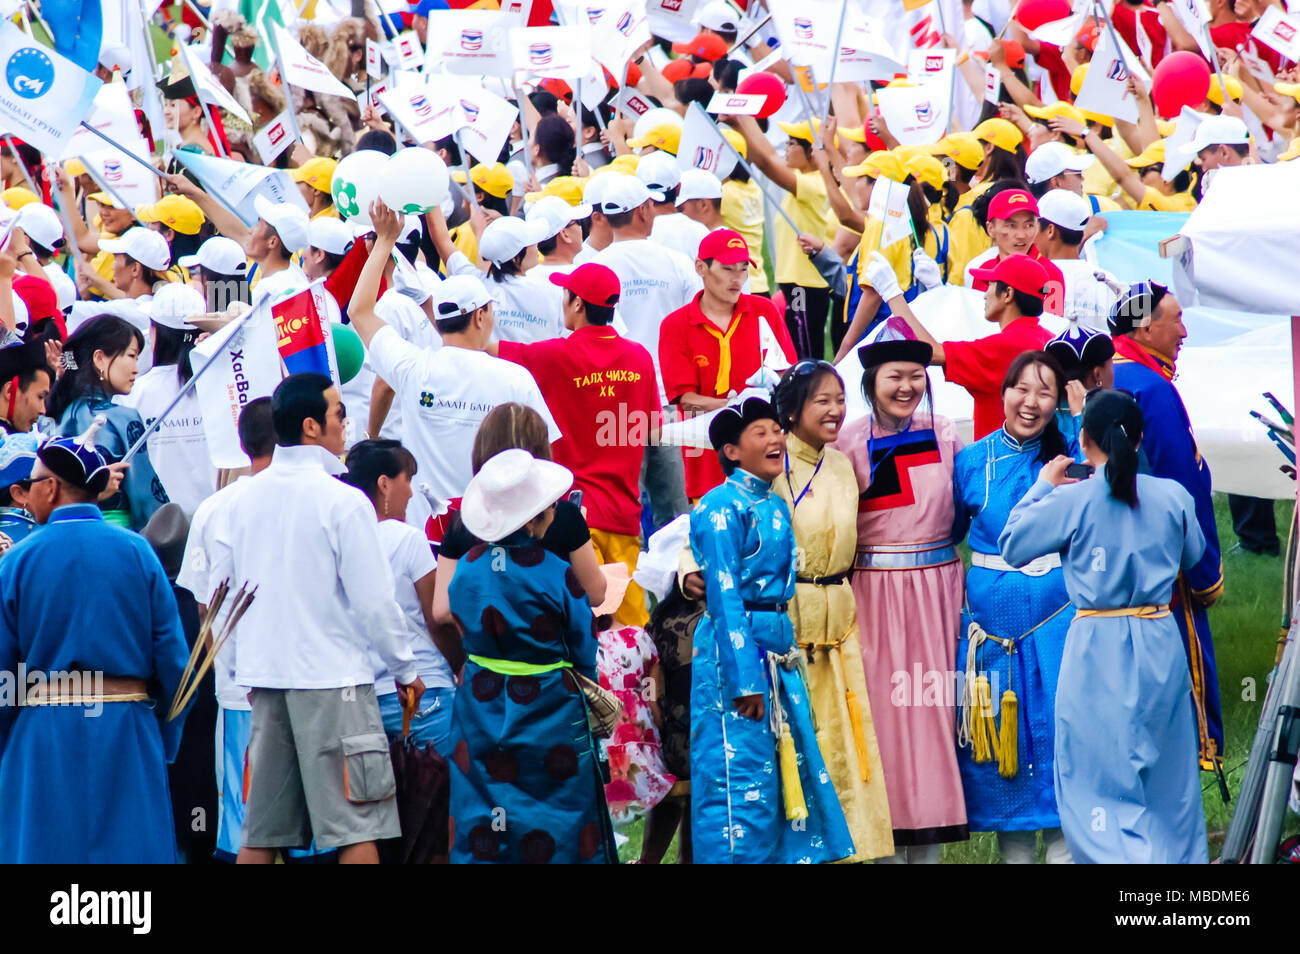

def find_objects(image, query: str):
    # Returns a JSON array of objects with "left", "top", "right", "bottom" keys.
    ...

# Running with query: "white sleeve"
[
  {"left": 366, "top": 324, "right": 422, "bottom": 394},
  {"left": 335, "top": 500, "right": 419, "bottom": 685},
  {"left": 401, "top": 526, "right": 438, "bottom": 582},
  {"left": 176, "top": 497, "right": 215, "bottom": 601},
  {"left": 513, "top": 365, "right": 561, "bottom": 442},
  {"left": 446, "top": 250, "right": 478, "bottom": 278}
]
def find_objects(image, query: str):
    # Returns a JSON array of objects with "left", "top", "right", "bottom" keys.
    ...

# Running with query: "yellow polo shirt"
[
  {"left": 774, "top": 171, "right": 836, "bottom": 288},
  {"left": 721, "top": 178, "right": 769, "bottom": 295}
]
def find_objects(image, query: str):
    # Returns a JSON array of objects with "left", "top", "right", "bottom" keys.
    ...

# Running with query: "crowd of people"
[{"left": 0, "top": 0, "right": 1295, "bottom": 865}]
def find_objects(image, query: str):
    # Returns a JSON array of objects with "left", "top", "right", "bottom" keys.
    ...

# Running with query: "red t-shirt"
[
  {"left": 943, "top": 316, "right": 1052, "bottom": 439},
  {"left": 1210, "top": 21, "right": 1287, "bottom": 74},
  {"left": 1111, "top": 2, "right": 1169, "bottom": 68},
  {"left": 499, "top": 325, "right": 658, "bottom": 536},
  {"left": 968, "top": 249, "right": 1065, "bottom": 314},
  {"left": 1034, "top": 42, "right": 1075, "bottom": 104},
  {"left": 659, "top": 292, "right": 796, "bottom": 499}
]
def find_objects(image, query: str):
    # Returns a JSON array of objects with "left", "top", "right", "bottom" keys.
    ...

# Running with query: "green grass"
[{"left": 618, "top": 494, "right": 1298, "bottom": 863}]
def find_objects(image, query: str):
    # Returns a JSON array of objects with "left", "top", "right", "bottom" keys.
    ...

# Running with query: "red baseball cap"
[
  {"left": 986, "top": 188, "right": 1039, "bottom": 222},
  {"left": 969, "top": 254, "right": 1049, "bottom": 299},
  {"left": 697, "top": 228, "right": 755, "bottom": 265},
  {"left": 662, "top": 59, "right": 713, "bottom": 83},
  {"left": 13, "top": 274, "right": 59, "bottom": 323},
  {"left": 671, "top": 32, "right": 728, "bottom": 62},
  {"left": 550, "top": 263, "right": 621, "bottom": 307}
]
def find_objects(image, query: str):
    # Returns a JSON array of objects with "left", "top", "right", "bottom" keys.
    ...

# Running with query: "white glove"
[
  {"left": 912, "top": 248, "right": 943, "bottom": 291},
  {"left": 863, "top": 250, "right": 903, "bottom": 302}
]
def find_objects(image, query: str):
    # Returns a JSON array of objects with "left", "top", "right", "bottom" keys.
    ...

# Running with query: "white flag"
[
  {"left": 79, "top": 147, "right": 160, "bottom": 210},
  {"left": 453, "top": 83, "right": 520, "bottom": 164},
  {"left": 835, "top": 17, "right": 907, "bottom": 83},
  {"left": 1162, "top": 106, "right": 1203, "bottom": 181},
  {"left": 1029, "top": 12, "right": 1085, "bottom": 49},
  {"left": 868, "top": 175, "right": 913, "bottom": 249},
  {"left": 983, "top": 60, "right": 1001, "bottom": 104},
  {"left": 1252, "top": 5, "right": 1300, "bottom": 62},
  {"left": 365, "top": 38, "right": 383, "bottom": 77},
  {"left": 644, "top": 0, "right": 699, "bottom": 44},
  {"left": 392, "top": 31, "right": 426, "bottom": 72},
  {"left": 678, "top": 103, "right": 738, "bottom": 178},
  {"left": 193, "top": 302, "right": 283, "bottom": 469},
  {"left": 705, "top": 91, "right": 766, "bottom": 116},
  {"left": 253, "top": 109, "right": 297, "bottom": 165},
  {"left": 511, "top": 25, "right": 593, "bottom": 81},
  {"left": 181, "top": 44, "right": 253, "bottom": 125},
  {"left": 378, "top": 76, "right": 463, "bottom": 144},
  {"left": 874, "top": 82, "right": 949, "bottom": 145},
  {"left": 0, "top": 22, "right": 102, "bottom": 155},
  {"left": 426, "top": 10, "right": 520, "bottom": 78},
  {"left": 272, "top": 23, "right": 356, "bottom": 99},
  {"left": 59, "top": 81, "right": 143, "bottom": 160},
  {"left": 615, "top": 86, "right": 656, "bottom": 118},
  {"left": 1074, "top": 29, "right": 1139, "bottom": 124},
  {"left": 907, "top": 48, "right": 955, "bottom": 93},
  {"left": 170, "top": 150, "right": 309, "bottom": 228},
  {"left": 769, "top": 0, "right": 841, "bottom": 78},
  {"left": 590, "top": 0, "right": 651, "bottom": 78}
]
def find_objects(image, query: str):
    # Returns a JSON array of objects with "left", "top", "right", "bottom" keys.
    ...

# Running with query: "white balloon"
[
  {"left": 633, "top": 107, "right": 684, "bottom": 142},
  {"left": 379, "top": 148, "right": 452, "bottom": 216},
  {"left": 330, "top": 149, "right": 390, "bottom": 228}
]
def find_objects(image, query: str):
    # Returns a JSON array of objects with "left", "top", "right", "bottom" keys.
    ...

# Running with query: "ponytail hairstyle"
[
  {"left": 1000, "top": 351, "right": 1067, "bottom": 462},
  {"left": 1081, "top": 388, "right": 1144, "bottom": 507}
]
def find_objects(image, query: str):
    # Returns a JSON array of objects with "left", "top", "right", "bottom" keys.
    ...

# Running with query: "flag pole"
[
  {"left": 454, "top": 130, "right": 481, "bottom": 212},
  {"left": 1092, "top": 0, "right": 1131, "bottom": 75},
  {"left": 77, "top": 155, "right": 146, "bottom": 225},
  {"left": 267, "top": 25, "right": 306, "bottom": 145},
  {"left": 728, "top": 13, "right": 772, "bottom": 57},
  {"left": 178, "top": 42, "right": 229, "bottom": 158},
  {"left": 76, "top": 124, "right": 169, "bottom": 180},
  {"left": 820, "top": 0, "right": 851, "bottom": 128},
  {"left": 693, "top": 103, "right": 801, "bottom": 236},
  {"left": 932, "top": 0, "right": 961, "bottom": 134}
]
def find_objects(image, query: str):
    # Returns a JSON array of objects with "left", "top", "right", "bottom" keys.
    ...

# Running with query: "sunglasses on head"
[{"left": 788, "top": 359, "right": 835, "bottom": 378}]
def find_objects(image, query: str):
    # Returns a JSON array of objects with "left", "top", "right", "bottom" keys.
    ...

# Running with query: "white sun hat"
[{"left": 460, "top": 447, "right": 573, "bottom": 543}]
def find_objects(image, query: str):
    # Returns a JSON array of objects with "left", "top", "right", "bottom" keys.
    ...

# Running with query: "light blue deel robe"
[
  {"left": 952, "top": 428, "right": 1078, "bottom": 833},
  {"left": 0, "top": 504, "right": 192, "bottom": 863},
  {"left": 59, "top": 392, "right": 169, "bottom": 530},
  {"left": 999, "top": 474, "right": 1210, "bottom": 864},
  {"left": 689, "top": 468, "right": 855, "bottom": 864}
]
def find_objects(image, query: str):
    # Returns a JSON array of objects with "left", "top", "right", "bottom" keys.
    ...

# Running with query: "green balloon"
[{"left": 331, "top": 323, "right": 365, "bottom": 384}]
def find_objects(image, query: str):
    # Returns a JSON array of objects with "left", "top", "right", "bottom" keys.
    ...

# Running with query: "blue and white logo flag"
[{"left": 0, "top": 23, "right": 102, "bottom": 155}]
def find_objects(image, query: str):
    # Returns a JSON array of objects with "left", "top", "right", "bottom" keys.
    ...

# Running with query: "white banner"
[
  {"left": 454, "top": 83, "right": 520, "bottom": 164},
  {"left": 644, "top": 0, "right": 699, "bottom": 44},
  {"left": 253, "top": 109, "right": 297, "bottom": 165},
  {"left": 0, "top": 23, "right": 102, "bottom": 156},
  {"left": 426, "top": 10, "right": 519, "bottom": 78},
  {"left": 181, "top": 44, "right": 253, "bottom": 126},
  {"left": 80, "top": 147, "right": 159, "bottom": 210},
  {"left": 511, "top": 25, "right": 593, "bottom": 81},
  {"left": 705, "top": 91, "right": 766, "bottom": 116},
  {"left": 589, "top": 0, "right": 651, "bottom": 79},
  {"left": 272, "top": 23, "right": 357, "bottom": 99},
  {"left": 379, "top": 76, "right": 463, "bottom": 144},
  {"left": 1074, "top": 29, "right": 1139, "bottom": 124},
  {"left": 615, "top": 86, "right": 656, "bottom": 118},
  {"left": 867, "top": 173, "right": 913, "bottom": 248},
  {"left": 1252, "top": 5, "right": 1300, "bottom": 62},
  {"left": 678, "top": 103, "right": 738, "bottom": 178},
  {"left": 193, "top": 302, "right": 283, "bottom": 470},
  {"left": 366, "top": 38, "right": 383, "bottom": 77},
  {"left": 393, "top": 31, "right": 426, "bottom": 72},
  {"left": 59, "top": 81, "right": 141, "bottom": 160},
  {"left": 874, "top": 81, "right": 949, "bottom": 145}
]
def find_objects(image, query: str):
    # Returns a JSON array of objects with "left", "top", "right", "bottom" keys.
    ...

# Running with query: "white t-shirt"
[
  {"left": 119, "top": 364, "right": 216, "bottom": 515},
  {"left": 366, "top": 328, "right": 561, "bottom": 507},
  {"left": 362, "top": 290, "right": 439, "bottom": 445},
  {"left": 250, "top": 262, "right": 310, "bottom": 307},
  {"left": 447, "top": 251, "right": 563, "bottom": 343},
  {"left": 43, "top": 262, "right": 76, "bottom": 311},
  {"left": 1052, "top": 258, "right": 1120, "bottom": 334},
  {"left": 650, "top": 212, "right": 709, "bottom": 261},
  {"left": 370, "top": 519, "right": 449, "bottom": 693}
]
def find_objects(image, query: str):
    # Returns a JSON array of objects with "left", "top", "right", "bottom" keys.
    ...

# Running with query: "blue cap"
[
  {"left": 0, "top": 431, "right": 39, "bottom": 488},
  {"left": 1046, "top": 321, "right": 1114, "bottom": 376},
  {"left": 410, "top": 0, "right": 448, "bottom": 17},
  {"left": 37, "top": 414, "right": 113, "bottom": 496}
]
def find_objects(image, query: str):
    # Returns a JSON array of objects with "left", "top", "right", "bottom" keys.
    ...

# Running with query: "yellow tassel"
[
  {"left": 778, "top": 724, "right": 808, "bottom": 821},
  {"left": 997, "top": 689, "right": 1019, "bottom": 779},
  {"left": 845, "top": 690, "right": 871, "bottom": 783},
  {"left": 971, "top": 675, "right": 994, "bottom": 764}
]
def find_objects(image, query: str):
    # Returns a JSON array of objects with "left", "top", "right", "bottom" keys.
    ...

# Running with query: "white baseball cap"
[
  {"left": 149, "top": 282, "right": 207, "bottom": 331},
  {"left": 434, "top": 274, "right": 493, "bottom": 320},
  {"left": 1025, "top": 142, "right": 1094, "bottom": 185},
  {"left": 526, "top": 195, "right": 590, "bottom": 240},
  {"left": 582, "top": 171, "right": 622, "bottom": 210},
  {"left": 178, "top": 236, "right": 247, "bottom": 274},
  {"left": 636, "top": 151, "right": 682, "bottom": 200},
  {"left": 99, "top": 226, "right": 171, "bottom": 272},
  {"left": 478, "top": 214, "right": 550, "bottom": 263},
  {"left": 598, "top": 175, "right": 654, "bottom": 215},
  {"left": 676, "top": 167, "right": 723, "bottom": 205},
  {"left": 16, "top": 203, "right": 62, "bottom": 251},
  {"left": 308, "top": 217, "right": 355, "bottom": 256},
  {"left": 1188, "top": 115, "right": 1249, "bottom": 155},
  {"left": 98, "top": 41, "right": 133, "bottom": 74},
  {"left": 253, "top": 195, "right": 311, "bottom": 254},
  {"left": 694, "top": 1, "right": 740, "bottom": 33},
  {"left": 1037, "top": 188, "right": 1092, "bottom": 232}
]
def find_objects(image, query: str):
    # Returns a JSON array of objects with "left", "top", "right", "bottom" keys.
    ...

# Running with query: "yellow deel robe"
[{"left": 775, "top": 431, "right": 894, "bottom": 861}]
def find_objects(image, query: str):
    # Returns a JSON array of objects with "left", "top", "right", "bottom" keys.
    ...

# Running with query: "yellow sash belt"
[{"left": 1074, "top": 604, "right": 1170, "bottom": 621}]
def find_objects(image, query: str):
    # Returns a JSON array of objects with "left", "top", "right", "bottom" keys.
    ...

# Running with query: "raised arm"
[
  {"left": 347, "top": 199, "right": 403, "bottom": 347},
  {"left": 1055, "top": 117, "right": 1148, "bottom": 206},
  {"left": 165, "top": 173, "right": 250, "bottom": 248},
  {"left": 734, "top": 115, "right": 798, "bottom": 194}
]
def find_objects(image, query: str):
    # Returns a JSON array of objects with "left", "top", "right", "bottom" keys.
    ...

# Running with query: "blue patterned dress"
[
  {"left": 952, "top": 428, "right": 1078, "bottom": 833},
  {"left": 447, "top": 532, "right": 615, "bottom": 864},
  {"left": 688, "top": 468, "right": 855, "bottom": 863},
  {"left": 59, "top": 391, "right": 168, "bottom": 530}
]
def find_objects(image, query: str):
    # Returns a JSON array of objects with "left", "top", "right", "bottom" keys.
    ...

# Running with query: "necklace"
[{"left": 783, "top": 449, "right": 823, "bottom": 510}]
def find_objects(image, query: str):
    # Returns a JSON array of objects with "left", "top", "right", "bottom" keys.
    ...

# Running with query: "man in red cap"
[
  {"left": 493, "top": 263, "right": 659, "bottom": 627},
  {"left": 865, "top": 251, "right": 1051, "bottom": 439},
  {"left": 659, "top": 229, "right": 796, "bottom": 500}
]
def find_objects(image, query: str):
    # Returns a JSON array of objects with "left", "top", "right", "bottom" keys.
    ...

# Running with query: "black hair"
[
  {"left": 271, "top": 372, "right": 333, "bottom": 446},
  {"left": 435, "top": 305, "right": 484, "bottom": 336},
  {"left": 604, "top": 209, "right": 635, "bottom": 229},
  {"left": 151, "top": 323, "right": 199, "bottom": 386},
  {"left": 727, "top": 163, "right": 751, "bottom": 183},
  {"left": 48, "top": 315, "right": 145, "bottom": 420},
  {"left": 477, "top": 189, "right": 510, "bottom": 216},
  {"left": 237, "top": 396, "right": 276, "bottom": 459},
  {"left": 655, "top": 185, "right": 680, "bottom": 206},
  {"left": 166, "top": 227, "right": 205, "bottom": 261},
  {"left": 971, "top": 178, "right": 1030, "bottom": 230},
  {"left": 993, "top": 280, "right": 1045, "bottom": 318},
  {"left": 199, "top": 268, "right": 252, "bottom": 310},
  {"left": 14, "top": 362, "right": 51, "bottom": 394},
  {"left": 538, "top": 233, "right": 559, "bottom": 256},
  {"left": 535, "top": 114, "right": 577, "bottom": 171},
  {"left": 1027, "top": 178, "right": 1051, "bottom": 199},
  {"left": 905, "top": 179, "right": 930, "bottom": 250},
  {"left": 712, "top": 58, "right": 743, "bottom": 91},
  {"left": 487, "top": 250, "right": 526, "bottom": 281},
  {"left": 788, "top": 137, "right": 814, "bottom": 161},
  {"left": 434, "top": 134, "right": 462, "bottom": 166},
  {"left": 1042, "top": 220, "right": 1085, "bottom": 247},
  {"left": 342, "top": 438, "right": 418, "bottom": 501},
  {"left": 673, "top": 77, "right": 713, "bottom": 109},
  {"left": 1082, "top": 388, "right": 1144, "bottom": 506},
  {"left": 717, "top": 448, "right": 737, "bottom": 475},
  {"left": 1000, "top": 351, "right": 1067, "bottom": 462},
  {"left": 773, "top": 361, "right": 844, "bottom": 432},
  {"left": 982, "top": 143, "right": 1028, "bottom": 186},
  {"left": 565, "top": 290, "right": 614, "bottom": 326},
  {"left": 530, "top": 89, "right": 559, "bottom": 115},
  {"left": 356, "top": 129, "right": 397, "bottom": 155}
]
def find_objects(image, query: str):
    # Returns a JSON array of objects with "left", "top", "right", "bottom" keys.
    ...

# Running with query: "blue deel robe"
[
  {"left": 999, "top": 474, "right": 1210, "bottom": 863},
  {"left": 447, "top": 532, "right": 616, "bottom": 864},
  {"left": 0, "top": 504, "right": 192, "bottom": 863},
  {"left": 952, "top": 427, "right": 1078, "bottom": 833},
  {"left": 60, "top": 392, "right": 169, "bottom": 530},
  {"left": 688, "top": 468, "right": 855, "bottom": 864},
  {"left": 1113, "top": 356, "right": 1224, "bottom": 771}
]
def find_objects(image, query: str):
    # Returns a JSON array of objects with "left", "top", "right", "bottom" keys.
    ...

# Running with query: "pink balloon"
[
  {"left": 1013, "top": 0, "right": 1071, "bottom": 32},
  {"left": 736, "top": 71, "right": 787, "bottom": 119},
  {"left": 1151, "top": 51, "right": 1212, "bottom": 118}
]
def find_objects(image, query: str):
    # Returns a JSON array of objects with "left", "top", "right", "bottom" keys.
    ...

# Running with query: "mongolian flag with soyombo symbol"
[{"left": 273, "top": 288, "right": 335, "bottom": 380}]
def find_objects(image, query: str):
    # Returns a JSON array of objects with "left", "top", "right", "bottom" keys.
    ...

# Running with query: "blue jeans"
[{"left": 378, "top": 685, "right": 455, "bottom": 756}]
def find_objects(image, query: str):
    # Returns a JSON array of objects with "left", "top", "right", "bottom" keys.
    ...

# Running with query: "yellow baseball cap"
[
  {"left": 289, "top": 156, "right": 338, "bottom": 194},
  {"left": 776, "top": 118, "right": 820, "bottom": 143},
  {"left": 721, "top": 126, "right": 747, "bottom": 160},
  {"left": 1070, "top": 64, "right": 1089, "bottom": 97},
  {"left": 1125, "top": 140, "right": 1171, "bottom": 169},
  {"left": 626, "top": 123, "right": 681, "bottom": 155},
  {"left": 905, "top": 153, "right": 946, "bottom": 191},
  {"left": 892, "top": 145, "right": 923, "bottom": 164},
  {"left": 135, "top": 194, "right": 205, "bottom": 235},
  {"left": 1278, "top": 137, "right": 1300, "bottom": 161},
  {"left": 525, "top": 175, "right": 587, "bottom": 206},
  {"left": 63, "top": 158, "right": 88, "bottom": 177},
  {"left": 469, "top": 162, "right": 514, "bottom": 199},
  {"left": 1025, "top": 101, "right": 1087, "bottom": 125},
  {"left": 2, "top": 187, "right": 38, "bottom": 210},
  {"left": 88, "top": 191, "right": 122, "bottom": 209},
  {"left": 843, "top": 150, "right": 906, "bottom": 183},
  {"left": 973, "top": 118, "right": 1023, "bottom": 153},
  {"left": 1206, "top": 75, "right": 1242, "bottom": 106},
  {"left": 1274, "top": 82, "right": 1300, "bottom": 105},
  {"left": 933, "top": 132, "right": 983, "bottom": 170},
  {"left": 837, "top": 124, "right": 866, "bottom": 144},
  {"left": 1156, "top": 119, "right": 1175, "bottom": 137},
  {"left": 607, "top": 154, "right": 640, "bottom": 175}
]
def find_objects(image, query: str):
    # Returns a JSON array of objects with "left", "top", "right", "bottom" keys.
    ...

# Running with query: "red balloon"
[
  {"left": 736, "top": 71, "right": 787, "bottom": 119},
  {"left": 1150, "top": 50, "right": 1212, "bottom": 118},
  {"left": 1013, "top": 0, "right": 1071, "bottom": 32}
]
